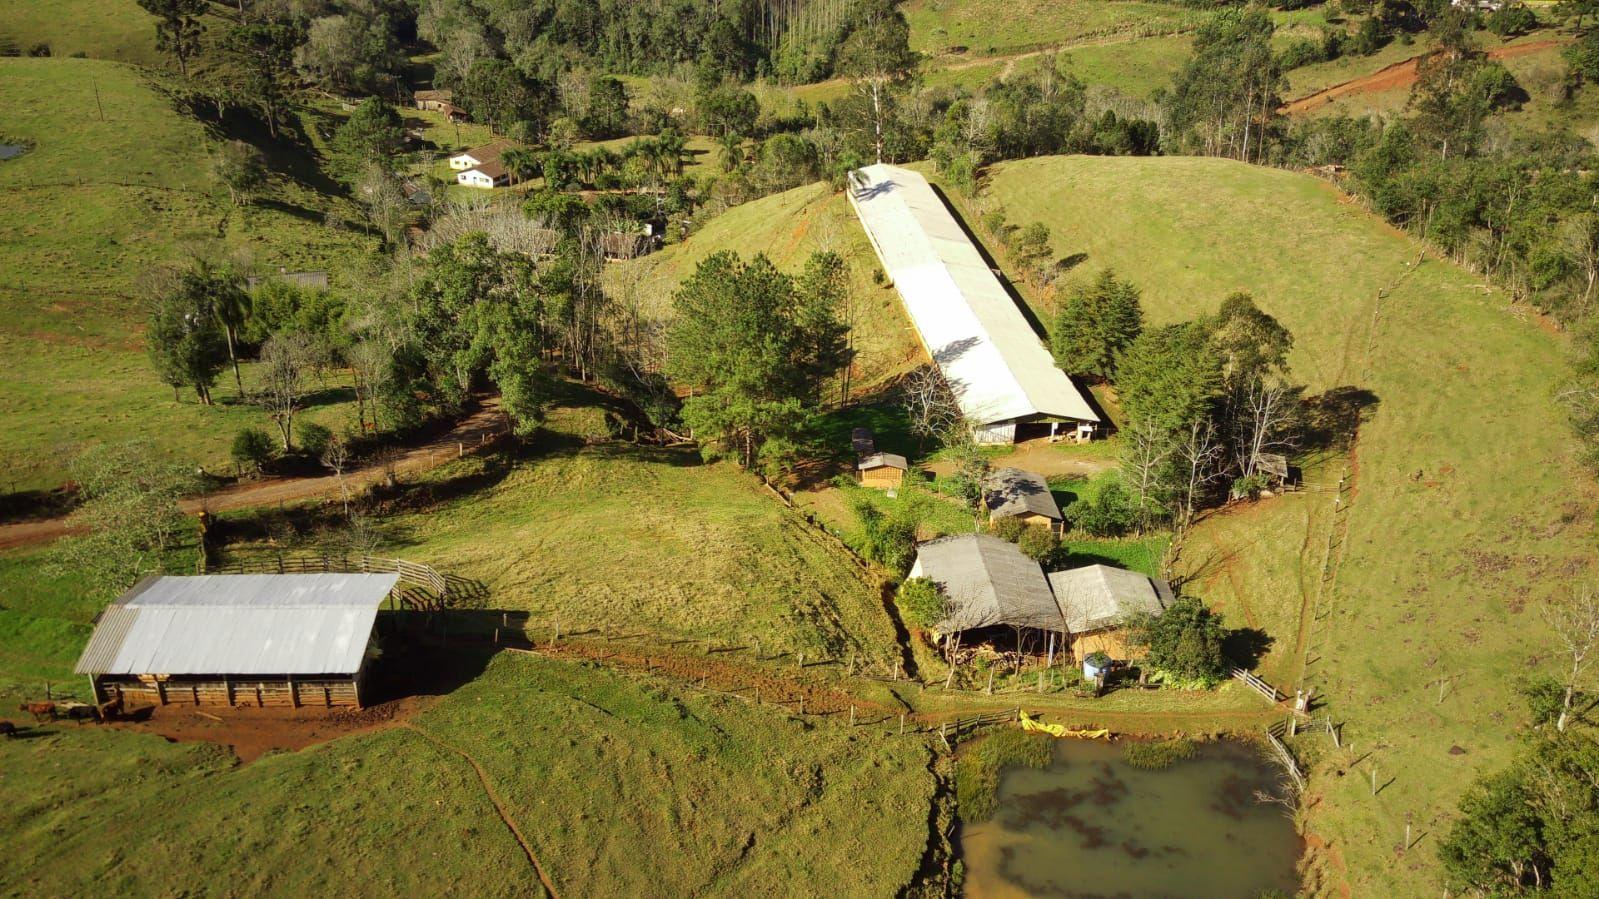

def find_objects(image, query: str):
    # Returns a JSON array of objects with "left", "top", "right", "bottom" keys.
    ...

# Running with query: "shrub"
[
  {"left": 1516, "top": 675, "right": 1567, "bottom": 727},
  {"left": 1065, "top": 475, "right": 1138, "bottom": 537},
  {"left": 990, "top": 515, "right": 1028, "bottom": 543},
  {"left": 896, "top": 577, "right": 947, "bottom": 629},
  {"left": 298, "top": 421, "right": 334, "bottom": 458},
  {"left": 1017, "top": 526, "right": 1058, "bottom": 563},
  {"left": 1277, "top": 37, "right": 1325, "bottom": 71},
  {"left": 956, "top": 729, "right": 1053, "bottom": 822},
  {"left": 1126, "top": 597, "right": 1230, "bottom": 684},
  {"left": 1122, "top": 738, "right": 1198, "bottom": 770},
  {"left": 231, "top": 428, "right": 276, "bottom": 474}
]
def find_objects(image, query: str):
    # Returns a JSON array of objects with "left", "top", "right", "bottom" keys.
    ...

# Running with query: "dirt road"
[
  {"left": 1282, "top": 38, "right": 1566, "bottom": 115},
  {"left": 0, "top": 399, "right": 507, "bottom": 551}
]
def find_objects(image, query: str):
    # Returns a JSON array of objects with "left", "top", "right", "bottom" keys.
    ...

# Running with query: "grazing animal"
[
  {"left": 19, "top": 701, "right": 55, "bottom": 722},
  {"left": 0, "top": 721, "right": 16, "bottom": 739},
  {"left": 59, "top": 702, "right": 96, "bottom": 724},
  {"left": 96, "top": 697, "right": 123, "bottom": 722}
]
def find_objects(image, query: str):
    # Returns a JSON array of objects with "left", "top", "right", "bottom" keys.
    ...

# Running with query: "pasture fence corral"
[
  {"left": 203, "top": 554, "right": 451, "bottom": 608},
  {"left": 1264, "top": 722, "right": 1308, "bottom": 794},
  {"left": 1231, "top": 667, "right": 1283, "bottom": 704}
]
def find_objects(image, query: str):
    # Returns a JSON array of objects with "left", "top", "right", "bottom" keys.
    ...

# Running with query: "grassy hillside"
[
  {"left": 0, "top": 652, "right": 936, "bottom": 896},
  {"left": 616, "top": 180, "right": 923, "bottom": 397},
  {"left": 902, "top": 0, "right": 1201, "bottom": 56},
  {"left": 370, "top": 441, "right": 905, "bottom": 664},
  {"left": 965, "top": 155, "right": 1592, "bottom": 895},
  {"left": 0, "top": 58, "right": 378, "bottom": 490},
  {"left": 1, "top": 0, "right": 164, "bottom": 64}
]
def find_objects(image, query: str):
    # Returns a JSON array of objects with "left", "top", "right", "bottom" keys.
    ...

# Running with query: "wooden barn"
[
  {"left": 983, "top": 467, "right": 1062, "bottom": 533},
  {"left": 858, "top": 452, "right": 909, "bottom": 489},
  {"left": 75, "top": 572, "right": 400, "bottom": 709},
  {"left": 1047, "top": 564, "right": 1173, "bottom": 663}
]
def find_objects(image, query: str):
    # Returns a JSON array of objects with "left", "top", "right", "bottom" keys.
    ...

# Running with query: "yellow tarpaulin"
[{"left": 1019, "top": 710, "right": 1111, "bottom": 740}]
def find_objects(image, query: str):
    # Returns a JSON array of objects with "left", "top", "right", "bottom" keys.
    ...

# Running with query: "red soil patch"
[
  {"left": 103, "top": 695, "right": 427, "bottom": 763},
  {"left": 1283, "top": 39, "right": 1566, "bottom": 115}
]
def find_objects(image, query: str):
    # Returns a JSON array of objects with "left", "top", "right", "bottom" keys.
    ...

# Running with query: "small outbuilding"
[
  {"left": 858, "top": 452, "right": 909, "bottom": 490},
  {"left": 1047, "top": 564, "right": 1174, "bottom": 663},
  {"left": 413, "top": 89, "right": 454, "bottom": 112},
  {"left": 909, "top": 534, "right": 1064, "bottom": 642},
  {"left": 983, "top": 467, "right": 1062, "bottom": 533},
  {"left": 75, "top": 573, "right": 400, "bottom": 709}
]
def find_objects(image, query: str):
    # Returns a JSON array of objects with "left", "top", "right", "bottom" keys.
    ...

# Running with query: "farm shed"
[
  {"left": 457, "top": 160, "right": 509, "bottom": 189},
  {"left": 413, "top": 88, "right": 453, "bottom": 111},
  {"left": 857, "top": 452, "right": 908, "bottom": 489},
  {"left": 847, "top": 164, "right": 1100, "bottom": 444},
  {"left": 1047, "top": 564, "right": 1174, "bottom": 662},
  {"left": 449, "top": 138, "right": 517, "bottom": 171},
  {"left": 910, "top": 534, "right": 1063, "bottom": 641},
  {"left": 74, "top": 573, "right": 401, "bottom": 709},
  {"left": 983, "top": 467, "right": 1062, "bottom": 532}
]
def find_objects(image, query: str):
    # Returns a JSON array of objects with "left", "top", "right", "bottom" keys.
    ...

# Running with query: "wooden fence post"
[
  {"left": 986, "top": 668, "right": 994, "bottom": 695},
  {"left": 850, "top": 705, "right": 856, "bottom": 726},
  {"left": 899, "top": 713, "right": 905, "bottom": 735}
]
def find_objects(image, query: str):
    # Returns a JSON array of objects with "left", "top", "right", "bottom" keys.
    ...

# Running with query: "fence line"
[
  {"left": 1232, "top": 667, "right": 1283, "bottom": 704},
  {"left": 203, "top": 553, "right": 449, "bottom": 600},
  {"left": 1263, "top": 728, "right": 1307, "bottom": 794}
]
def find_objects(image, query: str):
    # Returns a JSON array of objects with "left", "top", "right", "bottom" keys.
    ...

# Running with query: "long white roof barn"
[
  {"left": 75, "top": 573, "right": 400, "bottom": 677},
  {"left": 848, "top": 164, "right": 1098, "bottom": 440}
]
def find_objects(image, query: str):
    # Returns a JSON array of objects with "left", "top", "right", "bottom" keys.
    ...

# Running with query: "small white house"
[
  {"left": 456, "top": 161, "right": 508, "bottom": 189},
  {"left": 448, "top": 138, "right": 515, "bottom": 171}
]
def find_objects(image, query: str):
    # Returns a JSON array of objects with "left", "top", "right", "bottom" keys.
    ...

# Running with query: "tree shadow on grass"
[
  {"left": 1223, "top": 627, "right": 1274, "bottom": 670},
  {"left": 1302, "top": 386, "right": 1380, "bottom": 451}
]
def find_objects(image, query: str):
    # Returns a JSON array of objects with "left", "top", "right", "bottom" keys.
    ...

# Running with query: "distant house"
[
  {"left": 983, "top": 467, "right": 1062, "bottom": 533},
  {"left": 457, "top": 159, "right": 509, "bottom": 189},
  {"left": 448, "top": 138, "right": 517, "bottom": 171},
  {"left": 599, "top": 228, "right": 663, "bottom": 261},
  {"left": 909, "top": 534, "right": 1063, "bottom": 641},
  {"left": 1047, "top": 564, "right": 1174, "bottom": 662},
  {"left": 413, "top": 88, "right": 454, "bottom": 112},
  {"left": 245, "top": 268, "right": 330, "bottom": 291},
  {"left": 858, "top": 452, "right": 908, "bottom": 490},
  {"left": 75, "top": 573, "right": 401, "bottom": 709}
]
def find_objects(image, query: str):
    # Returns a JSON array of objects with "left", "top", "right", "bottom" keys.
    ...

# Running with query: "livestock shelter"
[
  {"left": 983, "top": 467, "right": 1062, "bottom": 533},
  {"left": 847, "top": 164, "right": 1100, "bottom": 444},
  {"left": 910, "top": 535, "right": 1064, "bottom": 648},
  {"left": 1047, "top": 564, "right": 1174, "bottom": 662},
  {"left": 858, "top": 452, "right": 909, "bottom": 489},
  {"left": 75, "top": 573, "right": 400, "bottom": 709}
]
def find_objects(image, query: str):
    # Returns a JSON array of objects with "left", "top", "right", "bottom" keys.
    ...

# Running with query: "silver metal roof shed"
[
  {"left": 984, "top": 467, "right": 1063, "bottom": 521},
  {"left": 910, "top": 534, "right": 1064, "bottom": 634},
  {"left": 1047, "top": 564, "right": 1174, "bottom": 634},
  {"left": 847, "top": 164, "right": 1099, "bottom": 433},
  {"left": 75, "top": 573, "right": 401, "bottom": 677}
]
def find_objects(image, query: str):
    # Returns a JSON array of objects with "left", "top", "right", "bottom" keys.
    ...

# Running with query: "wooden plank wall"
[{"left": 101, "top": 677, "right": 361, "bottom": 708}]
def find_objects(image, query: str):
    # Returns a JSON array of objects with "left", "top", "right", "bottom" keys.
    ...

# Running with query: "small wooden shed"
[
  {"left": 1048, "top": 564, "right": 1174, "bottom": 663},
  {"left": 413, "top": 89, "right": 454, "bottom": 112},
  {"left": 983, "top": 467, "right": 1063, "bottom": 533},
  {"left": 858, "top": 452, "right": 908, "bottom": 489},
  {"left": 75, "top": 573, "right": 399, "bottom": 709}
]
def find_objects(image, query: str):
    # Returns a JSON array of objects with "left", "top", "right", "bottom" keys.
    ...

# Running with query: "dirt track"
[
  {"left": 0, "top": 400, "right": 506, "bottom": 551},
  {"left": 1282, "top": 38, "right": 1566, "bottom": 115}
]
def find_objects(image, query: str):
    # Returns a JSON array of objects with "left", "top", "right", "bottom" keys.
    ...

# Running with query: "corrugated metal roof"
[
  {"left": 74, "top": 573, "right": 400, "bottom": 676},
  {"left": 1047, "top": 564, "right": 1174, "bottom": 633},
  {"left": 858, "top": 452, "right": 909, "bottom": 471},
  {"left": 848, "top": 164, "right": 1098, "bottom": 427},
  {"left": 913, "top": 534, "right": 1064, "bottom": 633},
  {"left": 984, "top": 467, "right": 1062, "bottom": 521}
]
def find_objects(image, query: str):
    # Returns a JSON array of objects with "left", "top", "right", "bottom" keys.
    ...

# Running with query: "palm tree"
[
  {"left": 657, "top": 129, "right": 687, "bottom": 176},
  {"left": 718, "top": 132, "right": 744, "bottom": 173},
  {"left": 500, "top": 147, "right": 538, "bottom": 186}
]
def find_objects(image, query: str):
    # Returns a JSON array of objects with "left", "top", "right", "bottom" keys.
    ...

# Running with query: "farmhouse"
[
  {"left": 848, "top": 163, "right": 1100, "bottom": 444},
  {"left": 457, "top": 160, "right": 510, "bottom": 189},
  {"left": 858, "top": 452, "right": 909, "bottom": 489},
  {"left": 983, "top": 467, "right": 1062, "bottom": 533},
  {"left": 910, "top": 534, "right": 1063, "bottom": 640},
  {"left": 1048, "top": 564, "right": 1174, "bottom": 662},
  {"left": 74, "top": 572, "right": 400, "bottom": 709},
  {"left": 413, "top": 88, "right": 453, "bottom": 112},
  {"left": 449, "top": 138, "right": 516, "bottom": 171}
]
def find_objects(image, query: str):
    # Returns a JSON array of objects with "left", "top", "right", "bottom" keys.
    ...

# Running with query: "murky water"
[
  {"left": 0, "top": 145, "right": 25, "bottom": 160},
  {"left": 960, "top": 739, "right": 1301, "bottom": 898}
]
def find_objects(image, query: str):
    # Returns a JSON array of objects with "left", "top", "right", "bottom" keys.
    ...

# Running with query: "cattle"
[
  {"left": 58, "top": 702, "right": 97, "bottom": 724},
  {"left": 19, "top": 702, "right": 55, "bottom": 722},
  {"left": 0, "top": 721, "right": 16, "bottom": 739},
  {"left": 96, "top": 696, "right": 123, "bottom": 722}
]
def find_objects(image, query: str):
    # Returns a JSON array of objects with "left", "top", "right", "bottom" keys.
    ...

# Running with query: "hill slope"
[
  {"left": 967, "top": 155, "right": 1591, "bottom": 895},
  {"left": 0, "top": 57, "right": 377, "bottom": 490}
]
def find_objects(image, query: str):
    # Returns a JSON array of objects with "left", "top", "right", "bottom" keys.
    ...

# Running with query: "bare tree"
[
  {"left": 1229, "top": 378, "right": 1302, "bottom": 481},
  {"left": 260, "top": 331, "right": 316, "bottom": 451},
  {"left": 1120, "top": 421, "right": 1177, "bottom": 533},
  {"left": 901, "top": 365, "right": 962, "bottom": 448},
  {"left": 1543, "top": 589, "right": 1599, "bottom": 732},
  {"left": 1175, "top": 418, "right": 1225, "bottom": 531},
  {"left": 1564, "top": 213, "right": 1599, "bottom": 316},
  {"left": 320, "top": 434, "right": 353, "bottom": 517},
  {"left": 347, "top": 338, "right": 390, "bottom": 434}
]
